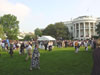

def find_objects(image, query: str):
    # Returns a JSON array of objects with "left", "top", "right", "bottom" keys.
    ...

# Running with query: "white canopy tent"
[{"left": 38, "top": 36, "right": 56, "bottom": 41}]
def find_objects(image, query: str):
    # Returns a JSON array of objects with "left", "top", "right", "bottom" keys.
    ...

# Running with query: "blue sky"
[{"left": 0, "top": 0, "right": 100, "bottom": 32}]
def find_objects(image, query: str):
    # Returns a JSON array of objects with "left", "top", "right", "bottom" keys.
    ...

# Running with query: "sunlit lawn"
[{"left": 0, "top": 47, "right": 93, "bottom": 75}]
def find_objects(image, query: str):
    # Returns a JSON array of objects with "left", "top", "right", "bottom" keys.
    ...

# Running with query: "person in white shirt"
[
  {"left": 39, "top": 42, "right": 44, "bottom": 49},
  {"left": 25, "top": 42, "right": 32, "bottom": 61},
  {"left": 48, "top": 41, "right": 53, "bottom": 51},
  {"left": 1, "top": 42, "right": 5, "bottom": 49},
  {"left": 84, "top": 40, "right": 88, "bottom": 51}
]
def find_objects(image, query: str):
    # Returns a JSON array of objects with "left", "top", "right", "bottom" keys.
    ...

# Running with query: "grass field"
[{"left": 0, "top": 47, "right": 93, "bottom": 75}]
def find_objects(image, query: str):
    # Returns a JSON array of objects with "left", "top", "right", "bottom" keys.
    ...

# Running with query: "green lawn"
[{"left": 0, "top": 47, "right": 93, "bottom": 75}]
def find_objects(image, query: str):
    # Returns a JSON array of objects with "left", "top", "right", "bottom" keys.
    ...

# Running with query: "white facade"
[{"left": 64, "top": 16, "right": 100, "bottom": 40}]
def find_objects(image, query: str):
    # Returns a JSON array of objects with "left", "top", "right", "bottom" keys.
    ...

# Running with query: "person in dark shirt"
[
  {"left": 93, "top": 40, "right": 96, "bottom": 50},
  {"left": 44, "top": 41, "right": 48, "bottom": 50},
  {"left": 65, "top": 40, "right": 68, "bottom": 47},
  {"left": 9, "top": 42, "right": 14, "bottom": 57},
  {"left": 20, "top": 42, "right": 25, "bottom": 55},
  {"left": 91, "top": 39, "right": 100, "bottom": 75}
]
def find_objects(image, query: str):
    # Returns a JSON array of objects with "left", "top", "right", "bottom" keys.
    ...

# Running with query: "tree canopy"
[
  {"left": 24, "top": 34, "right": 36, "bottom": 41},
  {"left": 42, "top": 22, "right": 70, "bottom": 40},
  {"left": 0, "top": 14, "right": 19, "bottom": 40},
  {"left": 42, "top": 24, "right": 56, "bottom": 37},
  {"left": 0, "top": 24, "right": 5, "bottom": 39},
  {"left": 34, "top": 28, "right": 42, "bottom": 37}
]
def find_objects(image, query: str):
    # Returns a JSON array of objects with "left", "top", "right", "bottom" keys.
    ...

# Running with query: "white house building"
[{"left": 64, "top": 16, "right": 100, "bottom": 40}]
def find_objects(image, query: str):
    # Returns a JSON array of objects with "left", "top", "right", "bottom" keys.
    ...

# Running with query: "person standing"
[
  {"left": 48, "top": 41, "right": 53, "bottom": 51},
  {"left": 75, "top": 41, "right": 79, "bottom": 53},
  {"left": 91, "top": 39, "right": 100, "bottom": 75},
  {"left": 5, "top": 43, "right": 8, "bottom": 51},
  {"left": 9, "top": 42, "right": 14, "bottom": 57},
  {"left": 25, "top": 42, "right": 32, "bottom": 61},
  {"left": 44, "top": 41, "right": 48, "bottom": 50},
  {"left": 62, "top": 41, "right": 65, "bottom": 48},
  {"left": 65, "top": 40, "right": 68, "bottom": 47},
  {"left": 84, "top": 40, "right": 88, "bottom": 51},
  {"left": 93, "top": 40, "right": 96, "bottom": 50},
  {"left": 30, "top": 44, "right": 40, "bottom": 70},
  {"left": 1, "top": 41, "right": 5, "bottom": 50},
  {"left": 20, "top": 42, "right": 25, "bottom": 55}
]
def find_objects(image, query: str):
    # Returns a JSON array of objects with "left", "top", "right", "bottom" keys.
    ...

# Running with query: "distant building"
[
  {"left": 18, "top": 31, "right": 34, "bottom": 39},
  {"left": 64, "top": 16, "right": 100, "bottom": 40}
]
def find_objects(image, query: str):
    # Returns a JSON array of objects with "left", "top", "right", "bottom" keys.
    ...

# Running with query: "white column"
[
  {"left": 93, "top": 23, "right": 95, "bottom": 36},
  {"left": 89, "top": 22, "right": 91, "bottom": 38},
  {"left": 73, "top": 26, "right": 74, "bottom": 38},
  {"left": 75, "top": 24, "right": 76, "bottom": 39},
  {"left": 79, "top": 23, "right": 80, "bottom": 39},
  {"left": 84, "top": 22, "right": 85, "bottom": 39}
]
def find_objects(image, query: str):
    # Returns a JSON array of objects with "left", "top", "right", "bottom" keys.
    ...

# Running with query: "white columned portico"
[
  {"left": 89, "top": 22, "right": 91, "bottom": 38},
  {"left": 79, "top": 23, "right": 80, "bottom": 39},
  {"left": 84, "top": 22, "right": 85, "bottom": 39},
  {"left": 65, "top": 16, "right": 97, "bottom": 40}
]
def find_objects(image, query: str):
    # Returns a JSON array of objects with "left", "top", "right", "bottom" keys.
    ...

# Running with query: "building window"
[
  {"left": 90, "top": 22, "right": 93, "bottom": 29},
  {"left": 86, "top": 29, "right": 89, "bottom": 37},
  {"left": 76, "top": 23, "right": 79, "bottom": 29},
  {"left": 80, "top": 23, "right": 84, "bottom": 29},
  {"left": 80, "top": 29, "right": 84, "bottom": 37},
  {"left": 71, "top": 26, "right": 73, "bottom": 30},
  {"left": 76, "top": 30, "right": 79, "bottom": 37},
  {"left": 85, "top": 22, "right": 89, "bottom": 29}
]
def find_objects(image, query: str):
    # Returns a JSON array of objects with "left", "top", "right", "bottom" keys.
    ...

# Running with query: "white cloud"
[{"left": 0, "top": 0, "right": 31, "bottom": 21}]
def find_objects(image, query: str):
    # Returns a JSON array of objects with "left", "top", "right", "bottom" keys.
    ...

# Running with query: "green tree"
[
  {"left": 24, "top": 35, "right": 32, "bottom": 41},
  {"left": 54, "top": 22, "right": 70, "bottom": 40},
  {"left": 96, "top": 22, "right": 100, "bottom": 37},
  {"left": 24, "top": 34, "right": 35, "bottom": 41},
  {"left": 0, "top": 24, "right": 5, "bottom": 39},
  {"left": 0, "top": 14, "right": 19, "bottom": 40},
  {"left": 34, "top": 28, "right": 42, "bottom": 37},
  {"left": 42, "top": 22, "right": 70, "bottom": 40},
  {"left": 42, "top": 24, "right": 56, "bottom": 37}
]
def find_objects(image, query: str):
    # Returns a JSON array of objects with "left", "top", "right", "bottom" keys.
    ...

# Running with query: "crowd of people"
[
  {"left": 38, "top": 39, "right": 96, "bottom": 53},
  {"left": 0, "top": 38, "right": 100, "bottom": 74},
  {"left": 56, "top": 39, "right": 96, "bottom": 53},
  {"left": 39, "top": 41, "right": 54, "bottom": 51},
  {"left": 0, "top": 40, "right": 40, "bottom": 70},
  {"left": 0, "top": 39, "right": 96, "bottom": 55}
]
